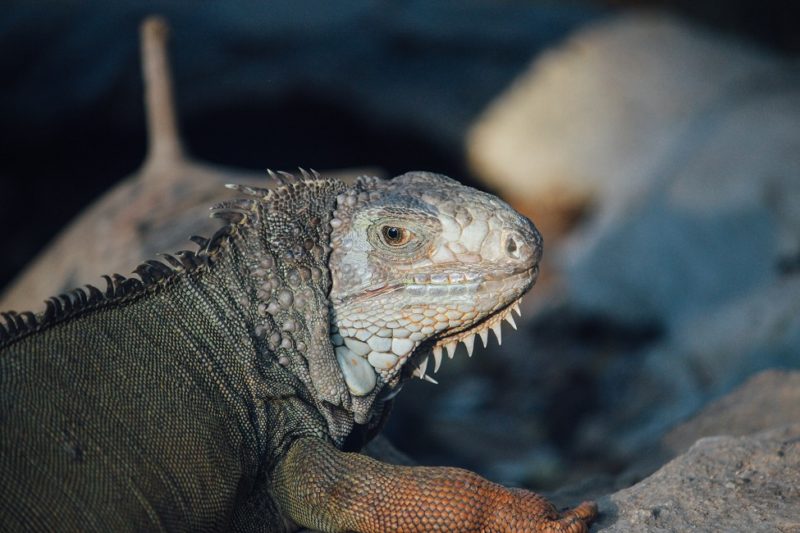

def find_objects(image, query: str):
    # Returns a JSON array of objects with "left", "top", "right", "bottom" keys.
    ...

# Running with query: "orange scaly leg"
[{"left": 274, "top": 438, "right": 597, "bottom": 532}]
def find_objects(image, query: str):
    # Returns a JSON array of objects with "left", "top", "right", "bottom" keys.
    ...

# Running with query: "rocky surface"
[
  {"left": 598, "top": 425, "right": 800, "bottom": 532},
  {"left": 662, "top": 370, "right": 800, "bottom": 456},
  {"left": 559, "top": 371, "right": 800, "bottom": 531}
]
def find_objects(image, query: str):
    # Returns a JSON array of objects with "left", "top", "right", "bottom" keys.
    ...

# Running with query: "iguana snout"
[{"left": 328, "top": 171, "right": 542, "bottom": 396}]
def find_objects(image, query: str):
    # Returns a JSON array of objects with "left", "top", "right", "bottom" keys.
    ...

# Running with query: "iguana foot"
[{"left": 485, "top": 487, "right": 597, "bottom": 532}]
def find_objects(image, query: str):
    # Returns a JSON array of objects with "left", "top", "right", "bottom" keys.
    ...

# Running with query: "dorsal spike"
[
  {"left": 211, "top": 198, "right": 255, "bottom": 211},
  {"left": 175, "top": 250, "right": 198, "bottom": 269},
  {"left": 102, "top": 275, "right": 115, "bottom": 298},
  {"left": 124, "top": 278, "right": 144, "bottom": 293},
  {"left": 50, "top": 297, "right": 63, "bottom": 317},
  {"left": 2, "top": 312, "right": 18, "bottom": 335},
  {"left": 58, "top": 294, "right": 74, "bottom": 314},
  {"left": 112, "top": 274, "right": 128, "bottom": 297},
  {"left": 86, "top": 284, "right": 104, "bottom": 303},
  {"left": 145, "top": 260, "right": 172, "bottom": 277},
  {"left": 267, "top": 169, "right": 291, "bottom": 186},
  {"left": 158, "top": 253, "right": 183, "bottom": 269},
  {"left": 225, "top": 183, "right": 271, "bottom": 198},
  {"left": 11, "top": 312, "right": 27, "bottom": 332},
  {"left": 43, "top": 299, "right": 56, "bottom": 321},
  {"left": 277, "top": 170, "right": 296, "bottom": 184},
  {"left": 134, "top": 264, "right": 156, "bottom": 284},
  {"left": 190, "top": 235, "right": 209, "bottom": 249},
  {"left": 21, "top": 311, "right": 38, "bottom": 329},
  {"left": 209, "top": 209, "right": 247, "bottom": 224},
  {"left": 72, "top": 287, "right": 88, "bottom": 307},
  {"left": 207, "top": 226, "right": 233, "bottom": 251}
]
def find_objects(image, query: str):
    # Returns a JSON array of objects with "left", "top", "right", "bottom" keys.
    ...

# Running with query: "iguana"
[{"left": 0, "top": 170, "right": 597, "bottom": 532}]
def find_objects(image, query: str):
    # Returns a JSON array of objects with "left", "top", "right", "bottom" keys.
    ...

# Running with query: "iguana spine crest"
[{"left": 0, "top": 170, "right": 322, "bottom": 348}]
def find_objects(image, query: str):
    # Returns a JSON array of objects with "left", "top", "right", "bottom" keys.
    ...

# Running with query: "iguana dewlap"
[{"left": 0, "top": 171, "right": 596, "bottom": 532}]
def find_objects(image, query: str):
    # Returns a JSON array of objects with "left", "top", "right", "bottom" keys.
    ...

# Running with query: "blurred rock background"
[{"left": 2, "top": 0, "right": 799, "bottom": 528}]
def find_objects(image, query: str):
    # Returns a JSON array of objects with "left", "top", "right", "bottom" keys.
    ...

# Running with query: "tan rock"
[{"left": 467, "top": 12, "right": 777, "bottom": 239}]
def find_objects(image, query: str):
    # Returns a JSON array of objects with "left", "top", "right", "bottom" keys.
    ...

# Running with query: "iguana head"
[{"left": 328, "top": 171, "right": 542, "bottom": 396}]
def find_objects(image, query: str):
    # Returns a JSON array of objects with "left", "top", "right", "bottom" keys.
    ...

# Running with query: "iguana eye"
[{"left": 381, "top": 225, "right": 412, "bottom": 246}]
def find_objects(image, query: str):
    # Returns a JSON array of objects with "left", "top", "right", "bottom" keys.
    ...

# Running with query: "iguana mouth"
[
  {"left": 330, "top": 265, "right": 537, "bottom": 391},
  {"left": 343, "top": 264, "right": 536, "bottom": 304},
  {"left": 407, "top": 264, "right": 538, "bottom": 381}
]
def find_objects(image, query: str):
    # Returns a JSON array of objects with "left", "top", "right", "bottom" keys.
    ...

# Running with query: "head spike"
[
  {"left": 422, "top": 375, "right": 439, "bottom": 384},
  {"left": 512, "top": 301, "right": 522, "bottom": 317}
]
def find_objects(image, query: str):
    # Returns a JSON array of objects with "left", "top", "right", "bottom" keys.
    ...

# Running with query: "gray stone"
[
  {"left": 597, "top": 425, "right": 800, "bottom": 532},
  {"left": 662, "top": 370, "right": 800, "bottom": 456},
  {"left": 580, "top": 277, "right": 800, "bottom": 460}
]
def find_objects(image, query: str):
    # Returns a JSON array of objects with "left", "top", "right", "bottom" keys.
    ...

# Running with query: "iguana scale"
[{"left": 0, "top": 170, "right": 597, "bottom": 532}]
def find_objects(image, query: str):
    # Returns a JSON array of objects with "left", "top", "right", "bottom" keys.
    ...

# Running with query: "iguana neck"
[{"left": 207, "top": 176, "right": 384, "bottom": 445}]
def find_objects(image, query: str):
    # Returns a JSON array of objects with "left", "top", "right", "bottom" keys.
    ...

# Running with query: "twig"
[{"left": 140, "top": 15, "right": 185, "bottom": 172}]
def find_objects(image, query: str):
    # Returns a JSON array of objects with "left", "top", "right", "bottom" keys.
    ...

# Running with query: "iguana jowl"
[{"left": 0, "top": 171, "right": 597, "bottom": 532}]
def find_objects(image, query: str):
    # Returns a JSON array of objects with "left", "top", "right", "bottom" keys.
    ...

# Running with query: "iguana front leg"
[{"left": 274, "top": 438, "right": 597, "bottom": 533}]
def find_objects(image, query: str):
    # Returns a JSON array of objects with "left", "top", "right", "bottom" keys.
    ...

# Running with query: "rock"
[
  {"left": 662, "top": 369, "right": 800, "bottom": 456},
  {"left": 467, "top": 12, "right": 778, "bottom": 238},
  {"left": 596, "top": 425, "right": 800, "bottom": 532},
  {"left": 467, "top": 12, "right": 800, "bottom": 326},
  {"left": 461, "top": 12, "right": 800, "bottom": 477},
  {"left": 561, "top": 78, "right": 800, "bottom": 326},
  {"left": 551, "top": 16, "right": 800, "bottom": 327},
  {"left": 580, "top": 276, "right": 800, "bottom": 460}
]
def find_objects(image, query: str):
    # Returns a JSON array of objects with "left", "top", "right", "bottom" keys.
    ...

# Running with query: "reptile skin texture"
[{"left": 0, "top": 171, "right": 597, "bottom": 532}]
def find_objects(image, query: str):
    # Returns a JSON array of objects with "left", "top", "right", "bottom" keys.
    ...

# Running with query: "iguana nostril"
[{"left": 506, "top": 235, "right": 520, "bottom": 259}]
